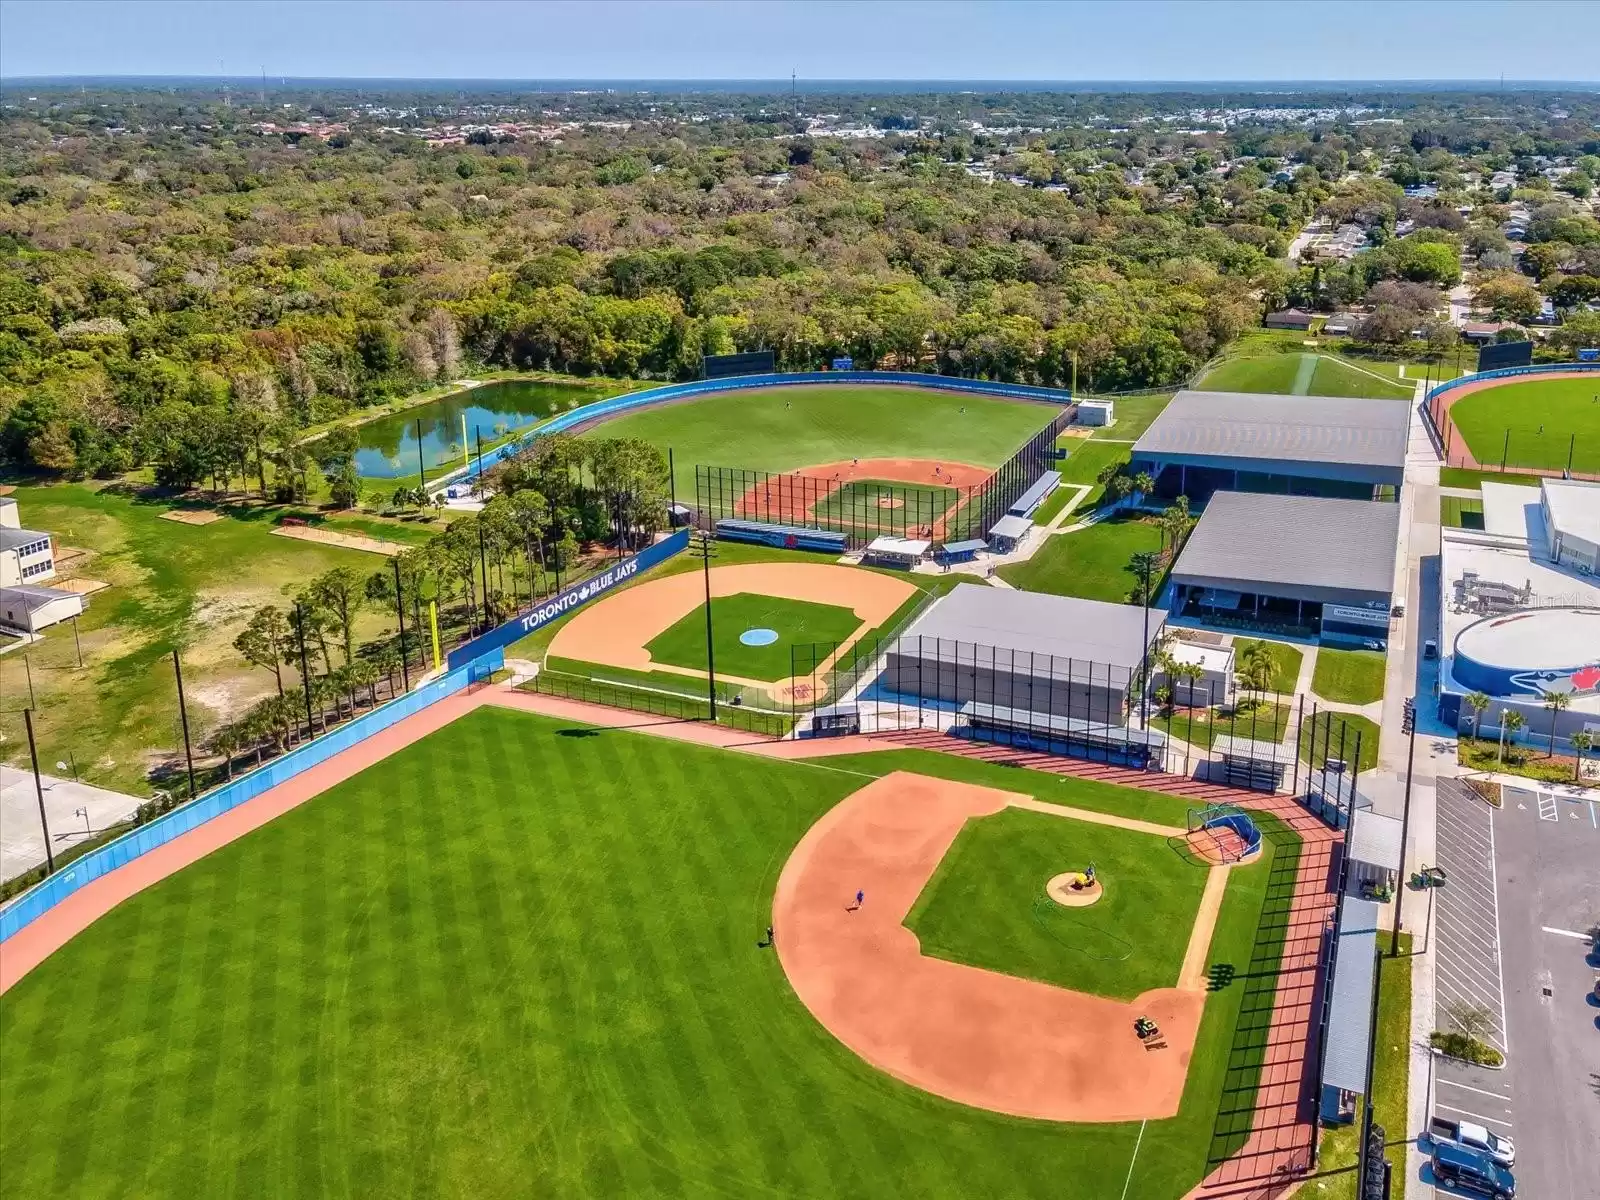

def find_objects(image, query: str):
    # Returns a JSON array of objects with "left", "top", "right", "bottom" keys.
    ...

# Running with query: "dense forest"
[{"left": 2, "top": 83, "right": 1599, "bottom": 479}]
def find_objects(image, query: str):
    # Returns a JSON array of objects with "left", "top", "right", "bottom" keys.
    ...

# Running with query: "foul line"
[
  {"left": 1119, "top": 1118, "right": 1148, "bottom": 1200},
  {"left": 1541, "top": 926, "right": 1591, "bottom": 940}
]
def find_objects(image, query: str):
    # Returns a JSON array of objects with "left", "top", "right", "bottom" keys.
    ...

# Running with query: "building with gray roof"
[
  {"left": 1131, "top": 390, "right": 1408, "bottom": 503},
  {"left": 1319, "top": 894, "right": 1382, "bottom": 1123},
  {"left": 1170, "top": 492, "right": 1399, "bottom": 637},
  {"left": 881, "top": 584, "right": 1166, "bottom": 749}
]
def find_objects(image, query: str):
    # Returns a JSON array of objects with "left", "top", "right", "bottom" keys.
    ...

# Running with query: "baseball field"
[
  {"left": 580, "top": 383, "right": 1061, "bottom": 496},
  {"left": 0, "top": 702, "right": 1303, "bottom": 1198},
  {"left": 1196, "top": 353, "right": 1414, "bottom": 400},
  {"left": 1442, "top": 372, "right": 1600, "bottom": 474}
]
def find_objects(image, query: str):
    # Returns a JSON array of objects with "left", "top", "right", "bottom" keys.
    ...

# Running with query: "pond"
[{"left": 353, "top": 380, "right": 607, "bottom": 479}]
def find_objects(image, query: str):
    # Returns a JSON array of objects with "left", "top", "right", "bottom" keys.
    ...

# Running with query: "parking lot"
[{"left": 1425, "top": 777, "right": 1600, "bottom": 1199}]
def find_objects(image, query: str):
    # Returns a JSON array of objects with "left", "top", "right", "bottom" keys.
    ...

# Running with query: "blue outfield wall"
[
  {"left": 0, "top": 650, "right": 503, "bottom": 943},
  {"left": 446, "top": 527, "right": 690, "bottom": 669},
  {"left": 444, "top": 371, "right": 1075, "bottom": 486}
]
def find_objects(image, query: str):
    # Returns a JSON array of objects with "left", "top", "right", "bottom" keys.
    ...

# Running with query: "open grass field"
[
  {"left": 1153, "top": 700, "right": 1292, "bottom": 751},
  {"left": 0, "top": 484, "right": 404, "bottom": 795},
  {"left": 584, "top": 384, "right": 1060, "bottom": 495},
  {"left": 1235, "top": 639, "right": 1304, "bottom": 695},
  {"left": 905, "top": 806, "right": 1209, "bottom": 1000},
  {"left": 1079, "top": 392, "right": 1175, "bottom": 441},
  {"left": 1311, "top": 649, "right": 1386, "bottom": 706},
  {"left": 1197, "top": 353, "right": 1413, "bottom": 400},
  {"left": 1300, "top": 711, "right": 1381, "bottom": 772},
  {"left": 998, "top": 516, "right": 1163, "bottom": 602},
  {"left": 0, "top": 709, "right": 1298, "bottom": 1199},
  {"left": 1446, "top": 375, "right": 1600, "bottom": 474},
  {"left": 645, "top": 592, "right": 863, "bottom": 680}
]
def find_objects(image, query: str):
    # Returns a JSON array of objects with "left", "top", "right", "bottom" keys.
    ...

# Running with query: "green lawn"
[
  {"left": 998, "top": 516, "right": 1164, "bottom": 602},
  {"left": 586, "top": 384, "right": 1060, "bottom": 496},
  {"left": 0, "top": 483, "right": 404, "bottom": 794},
  {"left": 1235, "top": 638, "right": 1304, "bottom": 694},
  {"left": 905, "top": 806, "right": 1209, "bottom": 1000},
  {"left": 1082, "top": 392, "right": 1175, "bottom": 440},
  {"left": 1300, "top": 712, "right": 1381, "bottom": 772},
  {"left": 0, "top": 707, "right": 1297, "bottom": 1198},
  {"left": 1440, "top": 496, "right": 1485, "bottom": 529},
  {"left": 1153, "top": 700, "right": 1292, "bottom": 750},
  {"left": 645, "top": 592, "right": 864, "bottom": 681},
  {"left": 1312, "top": 649, "right": 1386, "bottom": 706},
  {"left": 1437, "top": 466, "right": 1542, "bottom": 490},
  {"left": 1055, "top": 438, "right": 1135, "bottom": 510},
  {"left": 1300, "top": 937, "right": 1413, "bottom": 1200},
  {"left": 1197, "top": 354, "right": 1412, "bottom": 400},
  {"left": 808, "top": 477, "right": 960, "bottom": 534},
  {"left": 1448, "top": 376, "right": 1600, "bottom": 474}
]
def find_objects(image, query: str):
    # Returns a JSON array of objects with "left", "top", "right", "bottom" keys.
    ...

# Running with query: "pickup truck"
[{"left": 1430, "top": 1115, "right": 1515, "bottom": 1168}]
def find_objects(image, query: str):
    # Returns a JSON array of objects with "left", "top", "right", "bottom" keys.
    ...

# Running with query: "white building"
[
  {"left": 0, "top": 585, "right": 83, "bottom": 634},
  {"left": 0, "top": 496, "right": 84, "bottom": 632},
  {"left": 1539, "top": 478, "right": 1600, "bottom": 573}
]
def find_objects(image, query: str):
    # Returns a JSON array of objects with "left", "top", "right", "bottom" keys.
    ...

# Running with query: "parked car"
[
  {"left": 1423, "top": 639, "right": 1439, "bottom": 660},
  {"left": 1391, "top": 602, "right": 1406, "bottom": 618},
  {"left": 1430, "top": 1115, "right": 1515, "bottom": 1167},
  {"left": 1432, "top": 1142, "right": 1515, "bottom": 1198}
]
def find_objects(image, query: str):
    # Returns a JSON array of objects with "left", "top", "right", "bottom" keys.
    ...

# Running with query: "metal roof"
[
  {"left": 1212, "top": 734, "right": 1293, "bottom": 764},
  {"left": 1348, "top": 809, "right": 1404, "bottom": 872},
  {"left": 940, "top": 539, "right": 988, "bottom": 554},
  {"left": 1172, "top": 491, "right": 1400, "bottom": 606},
  {"left": 960, "top": 701, "right": 1168, "bottom": 749},
  {"left": 865, "top": 536, "right": 931, "bottom": 556},
  {"left": 894, "top": 583, "right": 1163, "bottom": 668},
  {"left": 1321, "top": 895, "right": 1382, "bottom": 1095},
  {"left": 989, "top": 514, "right": 1033, "bottom": 539},
  {"left": 1008, "top": 471, "right": 1062, "bottom": 517},
  {"left": 0, "top": 585, "right": 83, "bottom": 613},
  {"left": 0, "top": 528, "right": 51, "bottom": 552},
  {"left": 1132, "top": 390, "right": 1408, "bottom": 481}
]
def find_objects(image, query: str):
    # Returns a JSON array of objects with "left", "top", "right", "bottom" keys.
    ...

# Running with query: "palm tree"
[
  {"left": 211, "top": 723, "right": 242, "bottom": 782},
  {"left": 1465, "top": 691, "right": 1490, "bottom": 741},
  {"left": 1540, "top": 689, "right": 1571, "bottom": 756},
  {"left": 1498, "top": 708, "right": 1526, "bottom": 764},
  {"left": 1569, "top": 730, "right": 1593, "bottom": 782}
]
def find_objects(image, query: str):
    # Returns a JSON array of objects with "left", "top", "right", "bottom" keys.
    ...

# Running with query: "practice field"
[
  {"left": 582, "top": 383, "right": 1060, "bottom": 496},
  {"left": 1197, "top": 353, "right": 1413, "bottom": 400},
  {"left": 1444, "top": 374, "right": 1600, "bottom": 474},
  {"left": 0, "top": 706, "right": 1296, "bottom": 1197},
  {"left": 645, "top": 592, "right": 863, "bottom": 681},
  {"left": 809, "top": 477, "right": 962, "bottom": 531},
  {"left": 905, "top": 806, "right": 1211, "bottom": 1000}
]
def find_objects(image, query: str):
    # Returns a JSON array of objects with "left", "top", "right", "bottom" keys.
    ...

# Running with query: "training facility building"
[
  {"left": 1169, "top": 492, "right": 1400, "bottom": 639},
  {"left": 881, "top": 583, "right": 1165, "bottom": 723},
  {"left": 1130, "top": 390, "right": 1409, "bottom": 504}
]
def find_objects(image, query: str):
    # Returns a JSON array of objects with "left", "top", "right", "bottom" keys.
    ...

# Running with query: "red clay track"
[
  {"left": 1432, "top": 370, "right": 1596, "bottom": 473},
  {"left": 734, "top": 457, "right": 989, "bottom": 539}
]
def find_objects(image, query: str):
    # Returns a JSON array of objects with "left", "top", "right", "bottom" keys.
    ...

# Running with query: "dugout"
[
  {"left": 803, "top": 704, "right": 862, "bottom": 738},
  {"left": 881, "top": 585, "right": 1166, "bottom": 722},
  {"left": 936, "top": 538, "right": 987, "bottom": 567},
  {"left": 863, "top": 535, "right": 931, "bottom": 569},
  {"left": 1210, "top": 734, "right": 1292, "bottom": 791},
  {"left": 1006, "top": 471, "right": 1062, "bottom": 519},
  {"left": 957, "top": 701, "right": 1168, "bottom": 770},
  {"left": 715, "top": 518, "right": 848, "bottom": 554},
  {"left": 988, "top": 514, "right": 1032, "bottom": 554}
]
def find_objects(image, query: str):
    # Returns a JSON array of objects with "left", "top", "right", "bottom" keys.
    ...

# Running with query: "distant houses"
[{"left": 0, "top": 496, "right": 86, "bottom": 634}]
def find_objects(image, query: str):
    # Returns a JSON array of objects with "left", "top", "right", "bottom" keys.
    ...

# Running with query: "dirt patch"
[
  {"left": 874, "top": 496, "right": 904, "bottom": 509},
  {"left": 548, "top": 561, "right": 917, "bottom": 705},
  {"left": 160, "top": 509, "right": 223, "bottom": 526},
  {"left": 1046, "top": 871, "right": 1103, "bottom": 907},
  {"left": 773, "top": 771, "right": 1206, "bottom": 1122},
  {"left": 52, "top": 577, "right": 110, "bottom": 596},
  {"left": 270, "top": 525, "right": 403, "bottom": 556}
]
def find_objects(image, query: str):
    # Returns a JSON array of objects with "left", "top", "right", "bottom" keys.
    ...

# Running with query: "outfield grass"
[
  {"left": 586, "top": 384, "right": 1060, "bottom": 496},
  {"left": 645, "top": 592, "right": 863, "bottom": 680},
  {"left": 1235, "top": 638, "right": 1304, "bottom": 694},
  {"left": 905, "top": 806, "right": 1208, "bottom": 999},
  {"left": 1448, "top": 375, "right": 1600, "bottom": 474},
  {"left": 1197, "top": 354, "right": 1412, "bottom": 400},
  {"left": 1301, "top": 712, "right": 1381, "bottom": 771},
  {"left": 0, "top": 484, "right": 405, "bottom": 794},
  {"left": 0, "top": 708, "right": 1295, "bottom": 1198},
  {"left": 1312, "top": 649, "right": 1386, "bottom": 706},
  {"left": 998, "top": 516, "right": 1164, "bottom": 602}
]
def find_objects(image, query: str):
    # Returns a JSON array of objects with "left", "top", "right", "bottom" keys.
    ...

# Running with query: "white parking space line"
[
  {"left": 1590, "top": 799, "right": 1597, "bottom": 828},
  {"left": 1436, "top": 1077, "right": 1514, "bottom": 1102},
  {"left": 1536, "top": 792, "right": 1559, "bottom": 821},
  {"left": 1435, "top": 1101, "right": 1515, "bottom": 1130}
]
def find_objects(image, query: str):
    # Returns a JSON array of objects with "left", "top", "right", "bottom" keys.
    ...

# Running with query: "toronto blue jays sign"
[{"left": 446, "top": 528, "right": 690, "bottom": 669}]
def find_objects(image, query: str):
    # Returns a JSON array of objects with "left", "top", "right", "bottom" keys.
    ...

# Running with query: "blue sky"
[{"left": 1, "top": 0, "right": 1596, "bottom": 83}]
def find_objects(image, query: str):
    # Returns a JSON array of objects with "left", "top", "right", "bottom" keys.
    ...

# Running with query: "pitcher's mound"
[{"left": 1046, "top": 872, "right": 1103, "bottom": 907}]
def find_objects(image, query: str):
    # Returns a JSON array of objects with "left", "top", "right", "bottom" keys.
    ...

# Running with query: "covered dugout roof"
[
  {"left": 894, "top": 583, "right": 1162, "bottom": 668},
  {"left": 1322, "top": 896, "right": 1381, "bottom": 1095},
  {"left": 1132, "top": 390, "right": 1408, "bottom": 485},
  {"left": 1172, "top": 492, "right": 1400, "bottom": 608}
]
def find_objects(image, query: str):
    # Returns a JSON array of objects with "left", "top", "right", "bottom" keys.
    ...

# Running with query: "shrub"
[{"left": 1429, "top": 1030, "right": 1504, "bottom": 1066}]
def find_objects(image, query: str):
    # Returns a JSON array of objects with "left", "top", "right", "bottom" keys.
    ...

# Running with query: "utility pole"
[
  {"left": 415, "top": 418, "right": 427, "bottom": 492},
  {"left": 691, "top": 531, "right": 718, "bottom": 719},
  {"left": 71, "top": 614, "right": 84, "bottom": 668},
  {"left": 1391, "top": 697, "right": 1418, "bottom": 957},
  {"left": 475, "top": 426, "right": 485, "bottom": 488},
  {"left": 24, "top": 707, "right": 54, "bottom": 873},
  {"left": 172, "top": 650, "right": 198, "bottom": 800},
  {"left": 295, "top": 602, "right": 317, "bottom": 735},
  {"left": 392, "top": 557, "right": 410, "bottom": 692},
  {"left": 1132, "top": 551, "right": 1158, "bottom": 725},
  {"left": 1355, "top": 948, "right": 1386, "bottom": 1200},
  {"left": 477, "top": 521, "right": 491, "bottom": 633}
]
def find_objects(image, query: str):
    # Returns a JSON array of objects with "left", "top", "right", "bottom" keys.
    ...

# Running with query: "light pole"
[
  {"left": 172, "top": 650, "right": 197, "bottom": 800},
  {"left": 1131, "top": 551, "right": 1159, "bottom": 725},
  {"left": 691, "top": 530, "right": 718, "bottom": 719},
  {"left": 391, "top": 556, "right": 410, "bottom": 692},
  {"left": 24, "top": 708, "right": 54, "bottom": 873}
]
